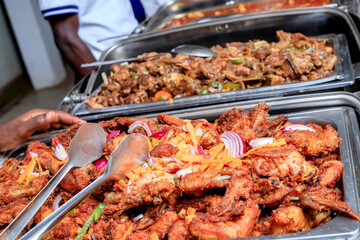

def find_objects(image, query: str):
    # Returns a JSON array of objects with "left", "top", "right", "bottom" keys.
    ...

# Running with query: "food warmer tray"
[
  {"left": 57, "top": 7, "right": 360, "bottom": 117},
  {"left": 3, "top": 92, "right": 360, "bottom": 239},
  {"left": 143, "top": 0, "right": 338, "bottom": 33}
]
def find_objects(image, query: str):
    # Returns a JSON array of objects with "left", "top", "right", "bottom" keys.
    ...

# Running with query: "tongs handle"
[
  {"left": 0, "top": 163, "right": 73, "bottom": 240},
  {"left": 19, "top": 174, "right": 106, "bottom": 240}
]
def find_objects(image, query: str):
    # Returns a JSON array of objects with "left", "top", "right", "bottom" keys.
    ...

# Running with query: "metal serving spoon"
[
  {"left": 19, "top": 134, "right": 149, "bottom": 240},
  {"left": 0, "top": 123, "right": 106, "bottom": 240},
  {"left": 81, "top": 44, "right": 216, "bottom": 68}
]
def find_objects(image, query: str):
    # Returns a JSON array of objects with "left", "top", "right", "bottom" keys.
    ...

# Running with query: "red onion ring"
[
  {"left": 128, "top": 120, "right": 152, "bottom": 136},
  {"left": 176, "top": 165, "right": 193, "bottom": 179},
  {"left": 165, "top": 167, "right": 181, "bottom": 174},
  {"left": 282, "top": 125, "right": 315, "bottom": 133},
  {"left": 54, "top": 143, "right": 68, "bottom": 161},
  {"left": 149, "top": 129, "right": 168, "bottom": 139},
  {"left": 94, "top": 157, "right": 107, "bottom": 170},
  {"left": 197, "top": 144, "right": 206, "bottom": 156},
  {"left": 249, "top": 137, "right": 274, "bottom": 148},
  {"left": 52, "top": 194, "right": 62, "bottom": 210},
  {"left": 221, "top": 131, "right": 246, "bottom": 157},
  {"left": 106, "top": 130, "right": 120, "bottom": 139}
]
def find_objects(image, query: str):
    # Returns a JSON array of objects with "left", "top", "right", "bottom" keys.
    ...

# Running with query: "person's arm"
[
  {"left": 0, "top": 109, "right": 86, "bottom": 152},
  {"left": 48, "top": 14, "right": 96, "bottom": 79}
]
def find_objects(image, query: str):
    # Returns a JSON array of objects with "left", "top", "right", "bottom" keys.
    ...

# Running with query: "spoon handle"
[
  {"left": 81, "top": 53, "right": 167, "bottom": 68},
  {"left": 0, "top": 163, "right": 73, "bottom": 240},
  {"left": 19, "top": 174, "right": 107, "bottom": 240}
]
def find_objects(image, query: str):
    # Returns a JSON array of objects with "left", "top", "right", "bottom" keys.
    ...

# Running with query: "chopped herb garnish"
[
  {"left": 173, "top": 178, "right": 178, "bottom": 184},
  {"left": 232, "top": 59, "right": 242, "bottom": 64},
  {"left": 130, "top": 72, "right": 137, "bottom": 77},
  {"left": 266, "top": 72, "right": 275, "bottom": 75},
  {"left": 70, "top": 209, "right": 77, "bottom": 214},
  {"left": 199, "top": 88, "right": 209, "bottom": 95},
  {"left": 223, "top": 83, "right": 240, "bottom": 89},
  {"left": 156, "top": 95, "right": 165, "bottom": 101}
]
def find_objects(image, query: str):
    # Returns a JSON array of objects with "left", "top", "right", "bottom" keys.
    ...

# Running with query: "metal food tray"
[
  {"left": 58, "top": 7, "right": 360, "bottom": 117},
  {"left": 144, "top": 0, "right": 338, "bottom": 32},
  {"left": 77, "top": 32, "right": 352, "bottom": 117},
  {"left": 3, "top": 92, "right": 360, "bottom": 239}
]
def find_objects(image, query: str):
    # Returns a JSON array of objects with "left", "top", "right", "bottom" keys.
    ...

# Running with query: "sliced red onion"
[
  {"left": 282, "top": 125, "right": 315, "bottom": 133},
  {"left": 106, "top": 130, "right": 120, "bottom": 139},
  {"left": 94, "top": 157, "right": 107, "bottom": 170},
  {"left": 132, "top": 213, "right": 144, "bottom": 222},
  {"left": 150, "top": 129, "right": 168, "bottom": 139},
  {"left": 142, "top": 162, "right": 148, "bottom": 168},
  {"left": 128, "top": 120, "right": 152, "bottom": 136},
  {"left": 249, "top": 137, "right": 274, "bottom": 148},
  {"left": 147, "top": 154, "right": 156, "bottom": 166},
  {"left": 214, "top": 175, "right": 231, "bottom": 181},
  {"left": 197, "top": 144, "right": 206, "bottom": 156},
  {"left": 182, "top": 125, "right": 188, "bottom": 132},
  {"left": 32, "top": 172, "right": 40, "bottom": 176},
  {"left": 52, "top": 194, "right": 62, "bottom": 210},
  {"left": 220, "top": 131, "right": 246, "bottom": 157},
  {"left": 172, "top": 156, "right": 185, "bottom": 166},
  {"left": 54, "top": 143, "right": 68, "bottom": 161},
  {"left": 189, "top": 145, "right": 196, "bottom": 155},
  {"left": 176, "top": 165, "right": 193, "bottom": 179},
  {"left": 29, "top": 151, "right": 38, "bottom": 158},
  {"left": 165, "top": 167, "right": 181, "bottom": 174},
  {"left": 195, "top": 128, "right": 203, "bottom": 136},
  {"left": 160, "top": 157, "right": 173, "bottom": 162}
]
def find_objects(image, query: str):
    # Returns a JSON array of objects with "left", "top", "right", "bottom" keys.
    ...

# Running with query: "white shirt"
[{"left": 38, "top": 0, "right": 167, "bottom": 59}]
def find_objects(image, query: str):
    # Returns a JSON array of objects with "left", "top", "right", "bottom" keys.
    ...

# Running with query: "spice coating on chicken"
[{"left": 0, "top": 102, "right": 358, "bottom": 239}]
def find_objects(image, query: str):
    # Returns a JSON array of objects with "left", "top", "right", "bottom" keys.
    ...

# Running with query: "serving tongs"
[
  {"left": 19, "top": 133, "right": 149, "bottom": 240},
  {"left": 0, "top": 123, "right": 107, "bottom": 240}
]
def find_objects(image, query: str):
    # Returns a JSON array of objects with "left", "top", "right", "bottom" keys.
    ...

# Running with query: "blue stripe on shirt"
[{"left": 41, "top": 5, "right": 78, "bottom": 15}]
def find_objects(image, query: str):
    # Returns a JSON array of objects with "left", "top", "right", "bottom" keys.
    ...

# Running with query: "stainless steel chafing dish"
[
  {"left": 58, "top": 7, "right": 360, "bottom": 117},
  {"left": 3, "top": 91, "right": 360, "bottom": 239},
  {"left": 143, "top": 0, "right": 339, "bottom": 32}
]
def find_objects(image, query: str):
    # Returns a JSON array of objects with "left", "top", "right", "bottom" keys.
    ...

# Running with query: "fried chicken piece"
[
  {"left": 42, "top": 196, "right": 99, "bottom": 240},
  {"left": 307, "top": 209, "right": 332, "bottom": 227},
  {"left": 150, "top": 142, "right": 179, "bottom": 158},
  {"left": 179, "top": 171, "right": 229, "bottom": 196},
  {"left": 104, "top": 172, "right": 180, "bottom": 215},
  {"left": 0, "top": 198, "right": 29, "bottom": 227},
  {"left": 270, "top": 206, "right": 311, "bottom": 234},
  {"left": 134, "top": 203, "right": 167, "bottom": 231},
  {"left": 128, "top": 211, "right": 179, "bottom": 240},
  {"left": 248, "top": 145, "right": 317, "bottom": 182},
  {"left": 317, "top": 160, "right": 343, "bottom": 188},
  {"left": 215, "top": 108, "right": 256, "bottom": 143},
  {"left": 157, "top": 114, "right": 184, "bottom": 127},
  {"left": 93, "top": 219, "right": 135, "bottom": 240},
  {"left": 26, "top": 141, "right": 64, "bottom": 174},
  {"left": 175, "top": 195, "right": 222, "bottom": 212},
  {"left": 168, "top": 219, "right": 190, "bottom": 240},
  {"left": 277, "top": 123, "right": 341, "bottom": 156},
  {"left": 0, "top": 176, "right": 49, "bottom": 205},
  {"left": 213, "top": 169, "right": 253, "bottom": 216},
  {"left": 189, "top": 201, "right": 260, "bottom": 239},
  {"left": 104, "top": 132, "right": 127, "bottom": 155},
  {"left": 0, "top": 158, "right": 20, "bottom": 182},
  {"left": 300, "top": 186, "right": 360, "bottom": 221},
  {"left": 60, "top": 164, "right": 96, "bottom": 193}
]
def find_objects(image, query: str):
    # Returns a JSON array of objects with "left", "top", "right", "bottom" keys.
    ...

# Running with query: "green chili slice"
[
  {"left": 74, "top": 203, "right": 106, "bottom": 240},
  {"left": 130, "top": 72, "right": 137, "bottom": 77},
  {"left": 223, "top": 83, "right": 240, "bottom": 89},
  {"left": 199, "top": 88, "right": 209, "bottom": 95}
]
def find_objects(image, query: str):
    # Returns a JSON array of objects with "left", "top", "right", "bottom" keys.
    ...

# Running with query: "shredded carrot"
[
  {"left": 179, "top": 209, "right": 186, "bottom": 217},
  {"left": 17, "top": 157, "right": 37, "bottom": 184},
  {"left": 185, "top": 215, "right": 197, "bottom": 224},
  {"left": 150, "top": 232, "right": 159, "bottom": 240},
  {"left": 155, "top": 170, "right": 165, "bottom": 177},
  {"left": 187, "top": 207, "right": 196, "bottom": 216},
  {"left": 181, "top": 155, "right": 203, "bottom": 162},
  {"left": 181, "top": 162, "right": 193, "bottom": 170},
  {"left": 119, "top": 179, "right": 126, "bottom": 187},
  {"left": 34, "top": 156, "right": 43, "bottom": 172},
  {"left": 192, "top": 164, "right": 201, "bottom": 172},
  {"left": 145, "top": 136, "right": 153, "bottom": 151},
  {"left": 207, "top": 143, "right": 224, "bottom": 161},
  {"left": 242, "top": 139, "right": 286, "bottom": 157},
  {"left": 186, "top": 121, "right": 198, "bottom": 147},
  {"left": 198, "top": 164, "right": 209, "bottom": 172}
]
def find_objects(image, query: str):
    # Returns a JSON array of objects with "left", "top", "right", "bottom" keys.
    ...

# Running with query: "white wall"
[
  {"left": 0, "top": 6, "right": 23, "bottom": 89},
  {"left": 3, "top": 0, "right": 67, "bottom": 90}
]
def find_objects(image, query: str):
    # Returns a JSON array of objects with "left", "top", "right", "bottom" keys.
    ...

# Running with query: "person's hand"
[{"left": 0, "top": 109, "right": 86, "bottom": 152}]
